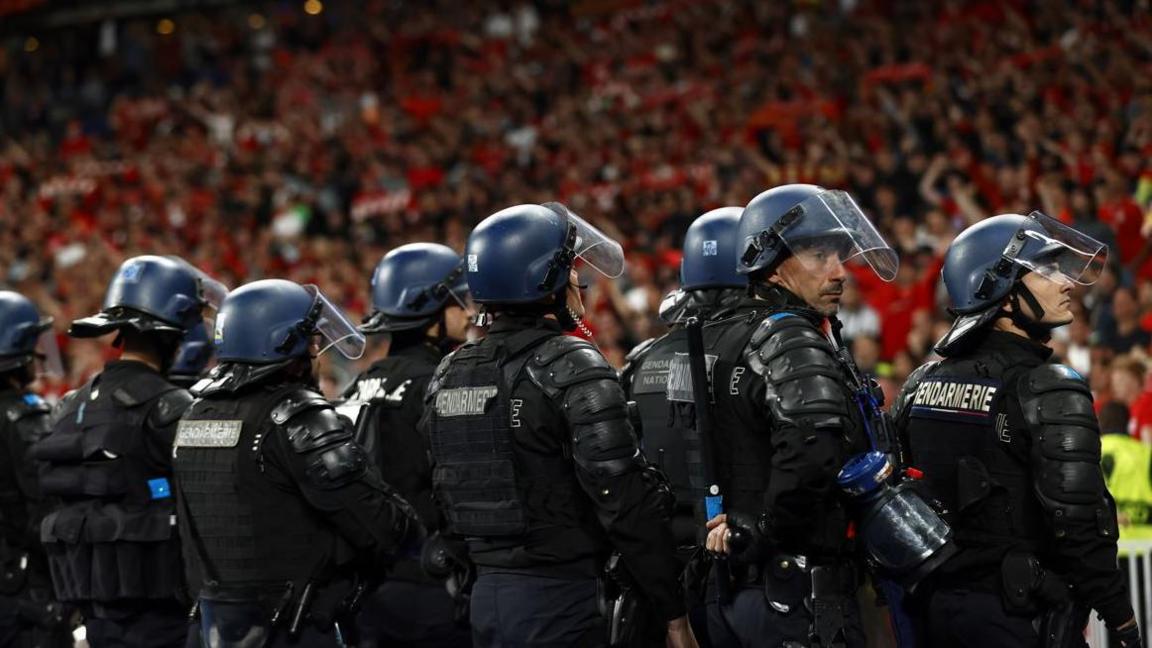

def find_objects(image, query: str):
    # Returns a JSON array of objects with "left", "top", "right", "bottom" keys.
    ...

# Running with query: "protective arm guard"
[
  {"left": 270, "top": 389, "right": 417, "bottom": 556},
  {"left": 527, "top": 337, "right": 685, "bottom": 622},
  {"left": 1019, "top": 364, "right": 1134, "bottom": 630},
  {"left": 746, "top": 314, "right": 855, "bottom": 553}
]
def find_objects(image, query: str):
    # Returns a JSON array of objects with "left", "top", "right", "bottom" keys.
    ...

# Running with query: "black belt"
[{"left": 476, "top": 557, "right": 600, "bottom": 580}]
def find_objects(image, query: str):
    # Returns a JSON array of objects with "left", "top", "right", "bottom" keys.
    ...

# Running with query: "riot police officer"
[
  {"left": 622, "top": 207, "right": 746, "bottom": 579},
  {"left": 699, "top": 184, "right": 900, "bottom": 648},
  {"left": 174, "top": 279, "right": 418, "bottom": 648},
  {"left": 892, "top": 212, "right": 1141, "bottom": 647},
  {"left": 423, "top": 203, "right": 696, "bottom": 647},
  {"left": 0, "top": 291, "right": 69, "bottom": 648},
  {"left": 33, "top": 255, "right": 227, "bottom": 648},
  {"left": 345, "top": 243, "right": 473, "bottom": 647}
]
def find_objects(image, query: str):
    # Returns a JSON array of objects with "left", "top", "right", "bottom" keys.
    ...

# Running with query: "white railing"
[{"left": 1087, "top": 540, "right": 1152, "bottom": 647}]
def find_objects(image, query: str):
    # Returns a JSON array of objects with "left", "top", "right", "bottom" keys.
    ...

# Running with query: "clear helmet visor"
[
  {"left": 166, "top": 256, "right": 230, "bottom": 310},
  {"left": 544, "top": 203, "right": 626, "bottom": 279},
  {"left": 1011, "top": 211, "right": 1107, "bottom": 286},
  {"left": 35, "top": 324, "right": 64, "bottom": 379},
  {"left": 303, "top": 285, "right": 366, "bottom": 360},
  {"left": 770, "top": 190, "right": 899, "bottom": 282}
]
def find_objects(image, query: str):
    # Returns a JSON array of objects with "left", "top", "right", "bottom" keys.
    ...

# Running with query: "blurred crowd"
[{"left": 2, "top": 0, "right": 1152, "bottom": 425}]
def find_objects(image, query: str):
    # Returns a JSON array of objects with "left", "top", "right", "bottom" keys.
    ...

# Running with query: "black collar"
[
  {"left": 741, "top": 285, "right": 828, "bottom": 328},
  {"left": 486, "top": 315, "right": 564, "bottom": 336},
  {"left": 969, "top": 329, "right": 1054, "bottom": 362}
]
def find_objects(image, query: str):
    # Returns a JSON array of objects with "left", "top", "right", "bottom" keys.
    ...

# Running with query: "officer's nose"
[{"left": 828, "top": 258, "right": 847, "bottom": 281}]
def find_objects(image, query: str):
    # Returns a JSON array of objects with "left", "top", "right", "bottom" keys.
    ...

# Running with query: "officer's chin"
[{"left": 817, "top": 297, "right": 841, "bottom": 316}]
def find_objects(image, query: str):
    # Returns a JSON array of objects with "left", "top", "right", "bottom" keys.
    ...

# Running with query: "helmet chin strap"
[{"left": 1000, "top": 282, "right": 1054, "bottom": 342}]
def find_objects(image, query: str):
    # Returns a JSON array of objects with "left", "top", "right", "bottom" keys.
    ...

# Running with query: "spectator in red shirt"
[{"left": 1112, "top": 356, "right": 1152, "bottom": 443}]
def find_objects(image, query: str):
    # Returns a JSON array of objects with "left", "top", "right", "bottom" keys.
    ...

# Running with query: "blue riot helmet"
[
  {"left": 0, "top": 291, "right": 61, "bottom": 377},
  {"left": 215, "top": 279, "right": 365, "bottom": 364},
  {"left": 681, "top": 207, "right": 747, "bottom": 290},
  {"left": 70, "top": 255, "right": 229, "bottom": 338},
  {"left": 360, "top": 243, "right": 470, "bottom": 334},
  {"left": 935, "top": 211, "right": 1107, "bottom": 354},
  {"left": 169, "top": 322, "right": 214, "bottom": 386},
  {"left": 466, "top": 202, "right": 625, "bottom": 305},
  {"left": 736, "top": 184, "right": 899, "bottom": 282}
]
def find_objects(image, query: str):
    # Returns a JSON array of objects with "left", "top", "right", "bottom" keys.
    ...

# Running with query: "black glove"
[
  {"left": 1115, "top": 621, "right": 1143, "bottom": 648},
  {"left": 419, "top": 532, "right": 470, "bottom": 580},
  {"left": 725, "top": 510, "right": 769, "bottom": 563}
]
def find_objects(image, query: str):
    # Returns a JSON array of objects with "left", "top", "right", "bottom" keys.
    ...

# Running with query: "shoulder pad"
[
  {"left": 190, "top": 377, "right": 213, "bottom": 396},
  {"left": 1018, "top": 364, "right": 1095, "bottom": 429},
  {"left": 624, "top": 337, "right": 658, "bottom": 365},
  {"left": 149, "top": 388, "right": 194, "bottom": 428},
  {"left": 109, "top": 370, "right": 176, "bottom": 408},
  {"left": 285, "top": 404, "right": 352, "bottom": 453},
  {"left": 892, "top": 361, "right": 939, "bottom": 422},
  {"left": 746, "top": 312, "right": 850, "bottom": 426},
  {"left": 526, "top": 336, "right": 617, "bottom": 397},
  {"left": 746, "top": 312, "right": 836, "bottom": 375},
  {"left": 270, "top": 388, "right": 331, "bottom": 425},
  {"left": 6, "top": 392, "right": 50, "bottom": 422},
  {"left": 48, "top": 388, "right": 82, "bottom": 427},
  {"left": 1020, "top": 364, "right": 1090, "bottom": 395},
  {"left": 748, "top": 312, "right": 813, "bottom": 348},
  {"left": 426, "top": 351, "right": 457, "bottom": 399}
]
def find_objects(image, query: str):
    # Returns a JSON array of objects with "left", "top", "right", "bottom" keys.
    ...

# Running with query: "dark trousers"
[
  {"left": 355, "top": 579, "right": 471, "bottom": 647},
  {"left": 921, "top": 589, "right": 1076, "bottom": 648},
  {"left": 470, "top": 573, "right": 603, "bottom": 648},
  {"left": 84, "top": 601, "right": 188, "bottom": 648},
  {"left": 188, "top": 599, "right": 342, "bottom": 648},
  {"left": 705, "top": 580, "right": 865, "bottom": 648}
]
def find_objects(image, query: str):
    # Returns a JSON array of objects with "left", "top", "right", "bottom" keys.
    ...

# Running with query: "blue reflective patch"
[
  {"left": 767, "top": 312, "right": 797, "bottom": 322},
  {"left": 148, "top": 478, "right": 172, "bottom": 500},
  {"left": 22, "top": 394, "right": 43, "bottom": 407}
]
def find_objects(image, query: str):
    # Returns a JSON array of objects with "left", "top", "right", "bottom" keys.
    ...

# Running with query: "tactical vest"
[
  {"left": 32, "top": 371, "right": 184, "bottom": 602},
  {"left": 684, "top": 309, "right": 767, "bottom": 532},
  {"left": 343, "top": 349, "right": 440, "bottom": 530},
  {"left": 628, "top": 330, "right": 692, "bottom": 502},
  {"left": 427, "top": 328, "right": 583, "bottom": 542},
  {"left": 1101, "top": 434, "right": 1152, "bottom": 538},
  {"left": 905, "top": 353, "right": 1048, "bottom": 573},
  {"left": 174, "top": 383, "right": 337, "bottom": 591}
]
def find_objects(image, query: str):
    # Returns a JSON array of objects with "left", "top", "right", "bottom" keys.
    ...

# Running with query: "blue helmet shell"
[
  {"left": 0, "top": 291, "right": 51, "bottom": 370},
  {"left": 362, "top": 243, "right": 468, "bottom": 333},
  {"left": 465, "top": 204, "right": 572, "bottom": 304},
  {"left": 681, "top": 207, "right": 747, "bottom": 290},
  {"left": 214, "top": 279, "right": 318, "bottom": 364},
  {"left": 736, "top": 184, "right": 828, "bottom": 274}
]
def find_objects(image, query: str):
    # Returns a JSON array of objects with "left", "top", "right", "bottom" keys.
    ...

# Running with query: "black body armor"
[
  {"left": 895, "top": 331, "right": 1132, "bottom": 630},
  {"left": 32, "top": 361, "right": 190, "bottom": 603}
]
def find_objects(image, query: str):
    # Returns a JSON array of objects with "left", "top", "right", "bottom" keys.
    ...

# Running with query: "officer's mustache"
[{"left": 821, "top": 282, "right": 845, "bottom": 296}]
